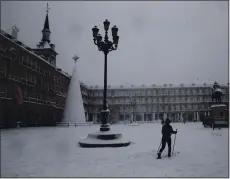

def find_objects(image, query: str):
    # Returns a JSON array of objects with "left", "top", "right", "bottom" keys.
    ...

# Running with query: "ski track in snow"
[{"left": 1, "top": 123, "right": 228, "bottom": 177}]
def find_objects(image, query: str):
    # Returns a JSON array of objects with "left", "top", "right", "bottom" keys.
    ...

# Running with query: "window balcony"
[
  {"left": 23, "top": 96, "right": 64, "bottom": 109},
  {"left": 0, "top": 91, "right": 6, "bottom": 98},
  {"left": 0, "top": 69, "right": 6, "bottom": 77}
]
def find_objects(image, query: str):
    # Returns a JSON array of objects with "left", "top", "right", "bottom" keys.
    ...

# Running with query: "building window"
[
  {"left": 34, "top": 76, "right": 36, "bottom": 83},
  {"left": 147, "top": 90, "right": 151, "bottom": 95},
  {"left": 181, "top": 90, "right": 185, "bottom": 94},
  {"left": 26, "top": 56, "right": 30, "bottom": 64},
  {"left": 192, "top": 89, "right": 196, "bottom": 94},
  {"left": 181, "top": 105, "right": 184, "bottom": 110},
  {"left": 164, "top": 90, "right": 167, "bottom": 95}
]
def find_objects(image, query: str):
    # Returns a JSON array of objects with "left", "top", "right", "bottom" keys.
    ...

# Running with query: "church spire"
[
  {"left": 34, "top": 3, "right": 58, "bottom": 66},
  {"left": 43, "top": 13, "right": 50, "bottom": 32},
  {"left": 41, "top": 3, "right": 51, "bottom": 43}
]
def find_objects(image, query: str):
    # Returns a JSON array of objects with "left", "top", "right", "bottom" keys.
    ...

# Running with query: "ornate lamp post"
[
  {"left": 130, "top": 99, "right": 136, "bottom": 123},
  {"left": 92, "top": 19, "right": 119, "bottom": 131}
]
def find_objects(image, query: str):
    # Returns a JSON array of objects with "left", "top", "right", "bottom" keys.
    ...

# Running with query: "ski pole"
[
  {"left": 172, "top": 129, "right": 177, "bottom": 156},
  {"left": 157, "top": 141, "right": 162, "bottom": 154}
]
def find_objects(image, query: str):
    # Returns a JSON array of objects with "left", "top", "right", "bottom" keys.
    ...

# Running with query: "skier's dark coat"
[{"left": 162, "top": 123, "right": 177, "bottom": 140}]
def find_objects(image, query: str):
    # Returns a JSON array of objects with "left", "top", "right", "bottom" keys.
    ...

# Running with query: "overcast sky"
[{"left": 1, "top": 1, "right": 228, "bottom": 86}]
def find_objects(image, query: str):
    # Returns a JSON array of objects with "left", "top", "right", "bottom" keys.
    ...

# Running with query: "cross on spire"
[{"left": 46, "top": 3, "right": 50, "bottom": 13}]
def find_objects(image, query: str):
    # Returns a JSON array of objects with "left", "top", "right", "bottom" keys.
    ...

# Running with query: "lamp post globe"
[
  {"left": 103, "top": 19, "right": 110, "bottom": 31},
  {"left": 111, "top": 25, "right": 118, "bottom": 37},
  {"left": 92, "top": 26, "right": 99, "bottom": 39}
]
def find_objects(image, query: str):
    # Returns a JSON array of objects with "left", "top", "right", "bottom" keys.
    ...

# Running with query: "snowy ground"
[{"left": 1, "top": 122, "right": 229, "bottom": 177}]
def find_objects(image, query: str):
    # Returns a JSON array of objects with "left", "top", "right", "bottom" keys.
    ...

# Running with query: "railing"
[
  {"left": 55, "top": 91, "right": 66, "bottom": 98},
  {"left": 56, "top": 122, "right": 93, "bottom": 127},
  {"left": 20, "top": 58, "right": 49, "bottom": 77},
  {"left": 24, "top": 96, "right": 64, "bottom": 108},
  {"left": 0, "top": 91, "right": 6, "bottom": 98},
  {"left": 0, "top": 94, "right": 64, "bottom": 109},
  {"left": 0, "top": 54, "right": 70, "bottom": 90},
  {"left": 7, "top": 76, "right": 66, "bottom": 97}
]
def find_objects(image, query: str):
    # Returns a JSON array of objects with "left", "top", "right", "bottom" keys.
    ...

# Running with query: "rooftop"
[
  {"left": 0, "top": 29, "right": 71, "bottom": 78},
  {"left": 88, "top": 83, "right": 229, "bottom": 90}
]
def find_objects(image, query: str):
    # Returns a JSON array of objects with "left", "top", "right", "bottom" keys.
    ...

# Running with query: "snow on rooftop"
[
  {"left": 43, "top": 42, "right": 51, "bottom": 49},
  {"left": 211, "top": 104, "right": 227, "bottom": 108},
  {"left": 1, "top": 123, "right": 228, "bottom": 177},
  {"left": 88, "top": 83, "right": 218, "bottom": 90}
]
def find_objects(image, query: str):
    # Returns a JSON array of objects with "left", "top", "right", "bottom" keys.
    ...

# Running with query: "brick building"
[{"left": 0, "top": 10, "right": 89, "bottom": 128}]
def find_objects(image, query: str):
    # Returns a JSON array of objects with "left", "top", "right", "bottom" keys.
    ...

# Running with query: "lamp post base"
[
  {"left": 100, "top": 124, "right": 110, "bottom": 131},
  {"left": 78, "top": 131, "right": 131, "bottom": 148},
  {"left": 79, "top": 111, "right": 130, "bottom": 148},
  {"left": 100, "top": 109, "right": 110, "bottom": 131}
]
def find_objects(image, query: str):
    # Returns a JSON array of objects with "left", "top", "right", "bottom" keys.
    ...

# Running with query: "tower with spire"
[
  {"left": 33, "top": 3, "right": 58, "bottom": 66},
  {"left": 41, "top": 5, "right": 51, "bottom": 43}
]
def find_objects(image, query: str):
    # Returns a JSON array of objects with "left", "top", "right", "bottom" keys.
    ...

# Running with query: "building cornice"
[{"left": 88, "top": 83, "right": 229, "bottom": 90}]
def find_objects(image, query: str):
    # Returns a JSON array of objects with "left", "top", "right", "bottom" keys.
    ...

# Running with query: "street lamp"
[
  {"left": 92, "top": 19, "right": 119, "bottom": 131},
  {"left": 130, "top": 98, "right": 136, "bottom": 123}
]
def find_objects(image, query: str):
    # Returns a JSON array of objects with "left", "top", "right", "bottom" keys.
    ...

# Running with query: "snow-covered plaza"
[{"left": 1, "top": 122, "right": 229, "bottom": 177}]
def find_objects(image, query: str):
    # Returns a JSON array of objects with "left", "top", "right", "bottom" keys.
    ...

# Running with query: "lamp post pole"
[
  {"left": 92, "top": 20, "right": 119, "bottom": 131},
  {"left": 130, "top": 98, "right": 136, "bottom": 123}
]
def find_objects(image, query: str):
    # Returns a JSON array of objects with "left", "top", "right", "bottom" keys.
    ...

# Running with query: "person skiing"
[{"left": 157, "top": 118, "right": 177, "bottom": 159}]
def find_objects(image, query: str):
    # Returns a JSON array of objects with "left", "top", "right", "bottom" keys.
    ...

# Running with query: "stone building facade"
[{"left": 86, "top": 84, "right": 229, "bottom": 123}]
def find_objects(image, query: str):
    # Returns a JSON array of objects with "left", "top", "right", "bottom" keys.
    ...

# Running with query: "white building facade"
[{"left": 82, "top": 83, "right": 229, "bottom": 123}]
